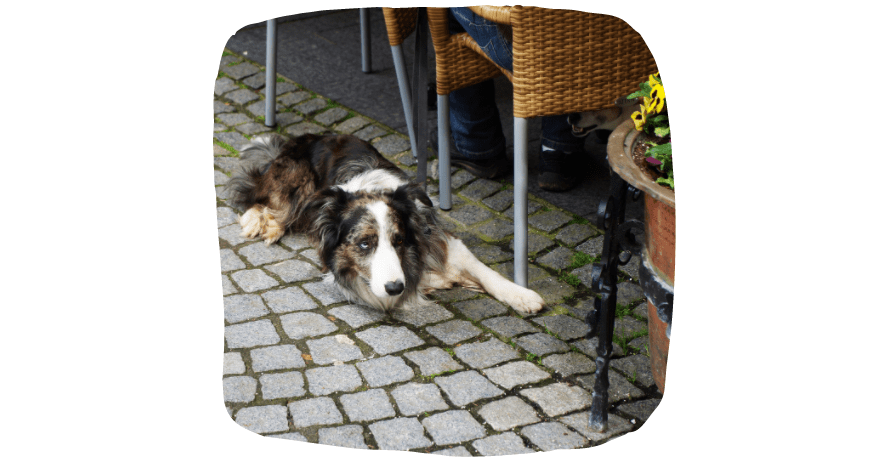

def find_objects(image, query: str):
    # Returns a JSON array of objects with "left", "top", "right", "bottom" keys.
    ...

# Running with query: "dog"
[
  {"left": 567, "top": 97, "right": 642, "bottom": 138},
  {"left": 225, "top": 133, "right": 545, "bottom": 314}
]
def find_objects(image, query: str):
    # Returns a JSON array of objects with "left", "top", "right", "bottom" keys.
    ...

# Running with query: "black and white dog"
[{"left": 226, "top": 133, "right": 545, "bottom": 314}]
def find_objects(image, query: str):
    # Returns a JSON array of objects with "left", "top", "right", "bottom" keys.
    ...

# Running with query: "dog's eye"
[
  {"left": 358, "top": 241, "right": 370, "bottom": 250},
  {"left": 394, "top": 235, "right": 404, "bottom": 246}
]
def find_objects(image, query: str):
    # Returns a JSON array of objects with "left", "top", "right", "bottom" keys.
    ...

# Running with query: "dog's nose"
[
  {"left": 384, "top": 281, "right": 404, "bottom": 296},
  {"left": 568, "top": 112, "right": 580, "bottom": 122}
]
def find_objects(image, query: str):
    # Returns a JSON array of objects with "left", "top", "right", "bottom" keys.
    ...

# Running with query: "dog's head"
[
  {"left": 568, "top": 97, "right": 642, "bottom": 137},
  {"left": 309, "top": 184, "right": 431, "bottom": 311}
]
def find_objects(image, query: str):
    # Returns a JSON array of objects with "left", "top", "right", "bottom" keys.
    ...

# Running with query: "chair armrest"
[{"left": 468, "top": 6, "right": 512, "bottom": 24}]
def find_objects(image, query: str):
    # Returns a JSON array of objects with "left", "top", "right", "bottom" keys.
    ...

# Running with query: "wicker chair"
[{"left": 427, "top": 6, "right": 657, "bottom": 287}]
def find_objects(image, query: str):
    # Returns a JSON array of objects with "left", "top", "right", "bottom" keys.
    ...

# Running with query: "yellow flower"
[
  {"left": 648, "top": 72, "right": 661, "bottom": 87},
  {"left": 648, "top": 82, "right": 665, "bottom": 113},
  {"left": 631, "top": 110, "right": 646, "bottom": 130}
]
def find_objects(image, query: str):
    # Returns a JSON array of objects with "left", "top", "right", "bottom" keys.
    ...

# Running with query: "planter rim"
[{"left": 606, "top": 119, "right": 675, "bottom": 208}]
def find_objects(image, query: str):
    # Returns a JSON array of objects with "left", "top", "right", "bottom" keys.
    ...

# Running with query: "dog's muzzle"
[{"left": 384, "top": 281, "right": 405, "bottom": 296}]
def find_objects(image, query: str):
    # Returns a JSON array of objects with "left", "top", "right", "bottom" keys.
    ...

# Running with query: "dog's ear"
[
  {"left": 393, "top": 183, "right": 433, "bottom": 209},
  {"left": 308, "top": 187, "right": 349, "bottom": 271}
]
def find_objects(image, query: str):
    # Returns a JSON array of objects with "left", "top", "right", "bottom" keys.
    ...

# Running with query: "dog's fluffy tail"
[{"left": 224, "top": 135, "right": 288, "bottom": 211}]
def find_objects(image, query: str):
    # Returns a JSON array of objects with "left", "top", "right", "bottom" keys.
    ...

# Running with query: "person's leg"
[{"left": 538, "top": 115, "right": 588, "bottom": 191}]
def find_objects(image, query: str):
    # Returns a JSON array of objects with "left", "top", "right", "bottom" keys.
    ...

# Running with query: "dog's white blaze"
[
  {"left": 339, "top": 169, "right": 404, "bottom": 193},
  {"left": 367, "top": 201, "right": 405, "bottom": 299}
]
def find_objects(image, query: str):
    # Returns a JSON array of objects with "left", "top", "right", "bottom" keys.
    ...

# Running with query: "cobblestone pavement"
[{"left": 215, "top": 49, "right": 662, "bottom": 456}]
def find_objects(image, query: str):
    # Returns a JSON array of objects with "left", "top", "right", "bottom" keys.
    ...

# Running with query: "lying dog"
[
  {"left": 567, "top": 97, "right": 642, "bottom": 138},
  {"left": 225, "top": 134, "right": 545, "bottom": 314}
]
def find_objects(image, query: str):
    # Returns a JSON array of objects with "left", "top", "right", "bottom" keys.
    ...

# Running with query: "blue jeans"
[{"left": 447, "top": 7, "right": 585, "bottom": 160}]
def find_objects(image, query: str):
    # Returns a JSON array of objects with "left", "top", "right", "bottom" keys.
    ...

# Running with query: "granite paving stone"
[
  {"left": 278, "top": 91, "right": 311, "bottom": 107},
  {"left": 223, "top": 295, "right": 269, "bottom": 324},
  {"left": 214, "top": 170, "right": 229, "bottom": 186},
  {"left": 514, "top": 333, "right": 570, "bottom": 356},
  {"left": 629, "top": 336, "right": 649, "bottom": 353},
  {"left": 542, "top": 352, "right": 597, "bottom": 376},
  {"left": 305, "top": 364, "right": 363, "bottom": 395},
  {"left": 477, "top": 396, "right": 540, "bottom": 431},
  {"left": 261, "top": 287, "right": 317, "bottom": 313},
  {"left": 531, "top": 314, "right": 590, "bottom": 340},
  {"left": 453, "top": 339, "right": 520, "bottom": 369},
  {"left": 234, "top": 405, "right": 288, "bottom": 434},
  {"left": 263, "top": 112, "right": 302, "bottom": 127},
  {"left": 492, "top": 263, "right": 549, "bottom": 287},
  {"left": 214, "top": 131, "right": 249, "bottom": 148},
  {"left": 390, "top": 382, "right": 450, "bottom": 416},
  {"left": 503, "top": 200, "right": 542, "bottom": 219},
  {"left": 576, "top": 236, "right": 604, "bottom": 258},
  {"left": 356, "top": 326, "right": 424, "bottom": 355},
  {"left": 306, "top": 335, "right": 363, "bottom": 365},
  {"left": 223, "top": 352, "right": 245, "bottom": 375},
  {"left": 260, "top": 372, "right": 306, "bottom": 400},
  {"left": 299, "top": 248, "right": 322, "bottom": 266},
  {"left": 615, "top": 316, "right": 648, "bottom": 339},
  {"left": 520, "top": 422, "right": 587, "bottom": 451},
  {"left": 278, "top": 233, "right": 313, "bottom": 251},
  {"left": 460, "top": 179, "right": 502, "bottom": 200},
  {"left": 468, "top": 244, "right": 513, "bottom": 264},
  {"left": 280, "top": 312, "right": 338, "bottom": 340},
  {"left": 222, "top": 62, "right": 260, "bottom": 80},
  {"left": 575, "top": 370, "right": 646, "bottom": 404},
  {"left": 393, "top": 303, "right": 454, "bottom": 327},
  {"left": 482, "top": 361, "right": 550, "bottom": 390},
  {"left": 432, "top": 447, "right": 473, "bottom": 457},
  {"left": 453, "top": 298, "right": 507, "bottom": 321},
  {"left": 536, "top": 246, "right": 574, "bottom": 271},
  {"left": 426, "top": 320, "right": 482, "bottom": 345},
  {"left": 572, "top": 336, "right": 623, "bottom": 359},
  {"left": 520, "top": 383, "right": 592, "bottom": 417},
  {"left": 472, "top": 432, "right": 536, "bottom": 456},
  {"left": 481, "top": 190, "right": 514, "bottom": 212},
  {"left": 404, "top": 347, "right": 463, "bottom": 376},
  {"left": 230, "top": 269, "right": 279, "bottom": 292},
  {"left": 474, "top": 218, "right": 514, "bottom": 241},
  {"left": 327, "top": 305, "right": 385, "bottom": 328},
  {"left": 213, "top": 143, "right": 231, "bottom": 155},
  {"left": 616, "top": 398, "right": 661, "bottom": 422},
  {"left": 302, "top": 280, "right": 347, "bottom": 305},
  {"left": 356, "top": 356, "right": 414, "bottom": 387},
  {"left": 422, "top": 410, "right": 487, "bottom": 446},
  {"left": 373, "top": 134, "right": 411, "bottom": 156},
  {"left": 264, "top": 259, "right": 320, "bottom": 283},
  {"left": 288, "top": 396, "right": 344, "bottom": 428},
  {"left": 353, "top": 124, "right": 387, "bottom": 141},
  {"left": 224, "top": 88, "right": 260, "bottom": 106},
  {"left": 430, "top": 287, "right": 478, "bottom": 302},
  {"left": 510, "top": 232, "right": 555, "bottom": 254},
  {"left": 481, "top": 316, "right": 540, "bottom": 338},
  {"left": 236, "top": 122, "right": 274, "bottom": 136},
  {"left": 250, "top": 345, "right": 306, "bottom": 372},
  {"left": 216, "top": 112, "right": 252, "bottom": 127},
  {"left": 620, "top": 254, "right": 641, "bottom": 281},
  {"left": 225, "top": 320, "right": 280, "bottom": 348},
  {"left": 318, "top": 425, "right": 367, "bottom": 449},
  {"left": 214, "top": 157, "right": 241, "bottom": 174},
  {"left": 617, "top": 282, "right": 645, "bottom": 306},
  {"left": 610, "top": 355, "right": 656, "bottom": 389},
  {"left": 215, "top": 77, "right": 239, "bottom": 96},
  {"left": 237, "top": 242, "right": 295, "bottom": 266},
  {"left": 223, "top": 376, "right": 257, "bottom": 403},
  {"left": 219, "top": 249, "right": 245, "bottom": 272},
  {"left": 527, "top": 277, "right": 576, "bottom": 306},
  {"left": 557, "top": 224, "right": 596, "bottom": 246},
  {"left": 258, "top": 81, "right": 297, "bottom": 96},
  {"left": 334, "top": 116, "right": 370, "bottom": 133},
  {"left": 222, "top": 275, "right": 237, "bottom": 296},
  {"left": 314, "top": 107, "right": 349, "bottom": 125},
  {"left": 339, "top": 388, "right": 396, "bottom": 422},
  {"left": 369, "top": 417, "right": 432, "bottom": 451},
  {"left": 528, "top": 210, "right": 572, "bottom": 233},
  {"left": 571, "top": 263, "right": 595, "bottom": 284},
  {"left": 240, "top": 72, "right": 266, "bottom": 89},
  {"left": 448, "top": 204, "right": 495, "bottom": 226},
  {"left": 269, "top": 432, "right": 308, "bottom": 442},
  {"left": 558, "top": 411, "right": 634, "bottom": 442},
  {"left": 285, "top": 122, "right": 327, "bottom": 137},
  {"left": 434, "top": 371, "right": 503, "bottom": 406},
  {"left": 296, "top": 97, "right": 328, "bottom": 114},
  {"left": 214, "top": 99, "right": 237, "bottom": 114},
  {"left": 450, "top": 169, "right": 476, "bottom": 189}
]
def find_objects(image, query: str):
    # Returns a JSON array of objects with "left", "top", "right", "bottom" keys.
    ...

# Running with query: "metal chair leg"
[
  {"left": 264, "top": 19, "right": 277, "bottom": 127},
  {"left": 513, "top": 117, "right": 529, "bottom": 287},
  {"left": 360, "top": 8, "right": 372, "bottom": 73},
  {"left": 437, "top": 94, "right": 451, "bottom": 210},
  {"left": 411, "top": 8, "right": 428, "bottom": 184},
  {"left": 390, "top": 44, "right": 418, "bottom": 159}
]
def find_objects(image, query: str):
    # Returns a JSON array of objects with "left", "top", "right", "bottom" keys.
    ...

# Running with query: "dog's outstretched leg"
[
  {"left": 445, "top": 236, "right": 545, "bottom": 313},
  {"left": 239, "top": 205, "right": 285, "bottom": 245}
]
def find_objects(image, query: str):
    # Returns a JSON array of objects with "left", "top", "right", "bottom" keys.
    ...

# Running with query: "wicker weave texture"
[
  {"left": 511, "top": 7, "right": 657, "bottom": 118},
  {"left": 382, "top": 7, "right": 418, "bottom": 46},
  {"left": 429, "top": 8, "right": 503, "bottom": 95}
]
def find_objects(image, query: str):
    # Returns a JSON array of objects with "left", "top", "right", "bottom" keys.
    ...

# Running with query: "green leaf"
[
  {"left": 645, "top": 142, "right": 672, "bottom": 158},
  {"left": 653, "top": 126, "right": 671, "bottom": 138},
  {"left": 649, "top": 114, "right": 669, "bottom": 125}
]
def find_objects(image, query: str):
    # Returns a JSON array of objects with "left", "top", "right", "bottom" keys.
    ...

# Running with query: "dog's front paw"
[
  {"left": 504, "top": 287, "right": 546, "bottom": 314},
  {"left": 239, "top": 208, "right": 263, "bottom": 239}
]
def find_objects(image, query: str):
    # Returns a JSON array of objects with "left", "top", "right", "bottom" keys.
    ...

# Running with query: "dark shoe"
[
  {"left": 429, "top": 129, "right": 510, "bottom": 179},
  {"left": 537, "top": 150, "right": 583, "bottom": 192}
]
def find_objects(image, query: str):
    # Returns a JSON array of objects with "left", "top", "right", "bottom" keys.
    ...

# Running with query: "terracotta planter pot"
[{"left": 606, "top": 120, "right": 675, "bottom": 393}]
